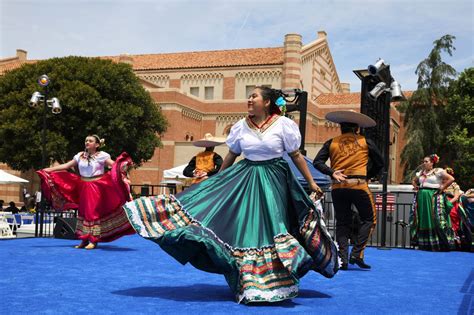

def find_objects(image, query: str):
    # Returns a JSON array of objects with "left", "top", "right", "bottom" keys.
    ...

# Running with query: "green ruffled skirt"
[
  {"left": 410, "top": 188, "right": 455, "bottom": 251},
  {"left": 124, "top": 158, "right": 339, "bottom": 303}
]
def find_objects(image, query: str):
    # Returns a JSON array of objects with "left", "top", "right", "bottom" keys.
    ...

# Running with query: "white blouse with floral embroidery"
[
  {"left": 416, "top": 168, "right": 443, "bottom": 189},
  {"left": 226, "top": 116, "right": 301, "bottom": 161},
  {"left": 73, "top": 151, "right": 111, "bottom": 177}
]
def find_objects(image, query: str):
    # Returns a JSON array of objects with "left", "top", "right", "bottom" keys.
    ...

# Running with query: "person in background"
[
  {"left": 410, "top": 154, "right": 455, "bottom": 251},
  {"left": 5, "top": 201, "right": 20, "bottom": 214},
  {"left": 443, "top": 167, "right": 471, "bottom": 250},
  {"left": 22, "top": 188, "right": 28, "bottom": 202},
  {"left": 313, "top": 110, "right": 383, "bottom": 270},
  {"left": 183, "top": 133, "right": 224, "bottom": 185},
  {"left": 460, "top": 188, "right": 474, "bottom": 251},
  {"left": 26, "top": 196, "right": 36, "bottom": 213},
  {"left": 37, "top": 134, "right": 134, "bottom": 249},
  {"left": 461, "top": 189, "right": 474, "bottom": 226}
]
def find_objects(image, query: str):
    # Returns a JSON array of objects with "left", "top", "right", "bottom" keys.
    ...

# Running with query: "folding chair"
[{"left": 0, "top": 213, "right": 15, "bottom": 238}]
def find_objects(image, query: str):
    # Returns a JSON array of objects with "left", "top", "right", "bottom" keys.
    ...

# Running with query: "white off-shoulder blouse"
[
  {"left": 226, "top": 116, "right": 301, "bottom": 161},
  {"left": 73, "top": 151, "right": 111, "bottom": 177},
  {"left": 416, "top": 168, "right": 444, "bottom": 189}
]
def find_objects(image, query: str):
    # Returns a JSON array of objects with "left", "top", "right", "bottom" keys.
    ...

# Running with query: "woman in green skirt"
[
  {"left": 410, "top": 154, "right": 455, "bottom": 251},
  {"left": 123, "top": 87, "right": 339, "bottom": 303}
]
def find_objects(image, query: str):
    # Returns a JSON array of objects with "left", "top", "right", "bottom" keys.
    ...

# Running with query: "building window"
[
  {"left": 190, "top": 87, "right": 199, "bottom": 97},
  {"left": 245, "top": 85, "right": 256, "bottom": 98},
  {"left": 320, "top": 70, "right": 326, "bottom": 81},
  {"left": 185, "top": 133, "right": 194, "bottom": 141},
  {"left": 204, "top": 86, "right": 214, "bottom": 100}
]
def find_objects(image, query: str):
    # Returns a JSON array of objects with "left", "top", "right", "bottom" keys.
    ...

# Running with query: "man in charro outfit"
[
  {"left": 183, "top": 133, "right": 225, "bottom": 185},
  {"left": 313, "top": 111, "right": 383, "bottom": 270}
]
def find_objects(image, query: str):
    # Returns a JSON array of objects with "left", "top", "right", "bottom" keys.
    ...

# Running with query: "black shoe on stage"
[
  {"left": 349, "top": 256, "right": 371, "bottom": 269},
  {"left": 340, "top": 263, "right": 348, "bottom": 270}
]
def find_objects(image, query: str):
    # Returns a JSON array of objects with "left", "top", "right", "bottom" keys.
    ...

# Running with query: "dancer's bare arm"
[
  {"left": 44, "top": 160, "right": 77, "bottom": 172},
  {"left": 219, "top": 151, "right": 239, "bottom": 172}
]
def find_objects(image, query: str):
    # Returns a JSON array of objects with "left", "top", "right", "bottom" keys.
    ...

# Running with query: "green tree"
[
  {"left": 400, "top": 34, "right": 457, "bottom": 180},
  {"left": 0, "top": 56, "right": 167, "bottom": 171},
  {"left": 444, "top": 68, "right": 474, "bottom": 188}
]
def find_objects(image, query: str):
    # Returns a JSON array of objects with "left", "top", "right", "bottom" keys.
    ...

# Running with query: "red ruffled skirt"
[{"left": 37, "top": 152, "right": 135, "bottom": 243}]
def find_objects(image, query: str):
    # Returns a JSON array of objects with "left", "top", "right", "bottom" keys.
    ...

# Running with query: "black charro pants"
[{"left": 331, "top": 181, "right": 376, "bottom": 263}]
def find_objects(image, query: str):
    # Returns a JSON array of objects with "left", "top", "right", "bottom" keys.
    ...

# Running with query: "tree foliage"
[
  {"left": 400, "top": 35, "right": 457, "bottom": 180},
  {"left": 0, "top": 56, "right": 167, "bottom": 171},
  {"left": 444, "top": 68, "right": 474, "bottom": 188}
]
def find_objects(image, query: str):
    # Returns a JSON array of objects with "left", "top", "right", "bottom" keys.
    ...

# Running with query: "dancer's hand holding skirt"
[
  {"left": 37, "top": 152, "right": 135, "bottom": 243},
  {"left": 124, "top": 157, "right": 339, "bottom": 303}
]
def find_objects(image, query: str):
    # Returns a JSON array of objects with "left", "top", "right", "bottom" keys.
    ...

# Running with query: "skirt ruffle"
[
  {"left": 124, "top": 158, "right": 338, "bottom": 303},
  {"left": 37, "top": 152, "right": 135, "bottom": 243},
  {"left": 410, "top": 188, "right": 455, "bottom": 251}
]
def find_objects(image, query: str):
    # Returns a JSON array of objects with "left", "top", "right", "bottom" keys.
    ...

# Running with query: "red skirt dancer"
[
  {"left": 37, "top": 152, "right": 135, "bottom": 243},
  {"left": 448, "top": 199, "right": 461, "bottom": 236}
]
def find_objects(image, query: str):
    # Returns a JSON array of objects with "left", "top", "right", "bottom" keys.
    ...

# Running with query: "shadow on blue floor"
[
  {"left": 113, "top": 284, "right": 330, "bottom": 301},
  {"left": 113, "top": 284, "right": 234, "bottom": 301},
  {"left": 0, "top": 235, "right": 472, "bottom": 314},
  {"left": 30, "top": 244, "right": 137, "bottom": 251}
]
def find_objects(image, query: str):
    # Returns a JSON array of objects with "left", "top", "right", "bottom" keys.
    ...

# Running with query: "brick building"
[{"left": 0, "top": 31, "right": 408, "bottom": 203}]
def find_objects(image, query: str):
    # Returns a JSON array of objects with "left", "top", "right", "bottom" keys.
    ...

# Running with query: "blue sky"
[{"left": 1, "top": 0, "right": 472, "bottom": 91}]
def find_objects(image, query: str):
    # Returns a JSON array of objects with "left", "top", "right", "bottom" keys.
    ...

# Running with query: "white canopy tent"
[
  {"left": 0, "top": 170, "right": 29, "bottom": 184},
  {"left": 161, "top": 164, "right": 191, "bottom": 189},
  {"left": 163, "top": 164, "right": 187, "bottom": 179},
  {"left": 0, "top": 170, "right": 28, "bottom": 239}
]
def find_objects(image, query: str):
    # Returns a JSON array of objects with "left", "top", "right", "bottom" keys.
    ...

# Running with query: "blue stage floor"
[{"left": 1, "top": 235, "right": 472, "bottom": 314}]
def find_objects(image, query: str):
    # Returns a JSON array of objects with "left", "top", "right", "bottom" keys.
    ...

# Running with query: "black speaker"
[
  {"left": 141, "top": 185, "right": 150, "bottom": 196},
  {"left": 53, "top": 217, "right": 78, "bottom": 240}
]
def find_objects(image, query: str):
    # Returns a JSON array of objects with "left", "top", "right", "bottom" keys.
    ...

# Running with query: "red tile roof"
[
  {"left": 0, "top": 47, "right": 284, "bottom": 74},
  {"left": 0, "top": 60, "right": 36, "bottom": 75},
  {"left": 105, "top": 47, "right": 284, "bottom": 70}
]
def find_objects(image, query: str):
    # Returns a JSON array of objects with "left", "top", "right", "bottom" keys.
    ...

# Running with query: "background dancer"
[
  {"left": 183, "top": 133, "right": 224, "bottom": 185},
  {"left": 313, "top": 110, "right": 383, "bottom": 270},
  {"left": 38, "top": 135, "right": 134, "bottom": 249},
  {"left": 410, "top": 154, "right": 455, "bottom": 251},
  {"left": 443, "top": 167, "right": 471, "bottom": 249}
]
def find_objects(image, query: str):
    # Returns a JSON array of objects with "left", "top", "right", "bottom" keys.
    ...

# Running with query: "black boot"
[{"left": 349, "top": 256, "right": 371, "bottom": 269}]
